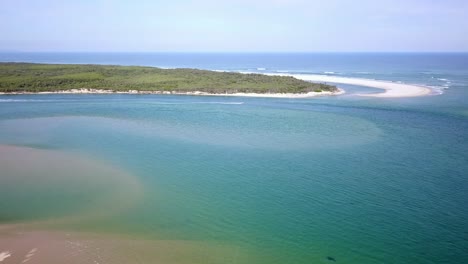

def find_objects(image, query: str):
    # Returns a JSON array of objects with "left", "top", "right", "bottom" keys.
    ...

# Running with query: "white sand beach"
[
  {"left": 198, "top": 89, "right": 345, "bottom": 98},
  {"left": 260, "top": 73, "right": 432, "bottom": 98},
  {"left": 0, "top": 88, "right": 344, "bottom": 98}
]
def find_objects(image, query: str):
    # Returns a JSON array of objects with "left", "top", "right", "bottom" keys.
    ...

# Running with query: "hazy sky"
[{"left": 1, "top": 0, "right": 467, "bottom": 52}]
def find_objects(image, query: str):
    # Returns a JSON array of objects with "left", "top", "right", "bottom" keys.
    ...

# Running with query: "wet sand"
[{"left": 0, "top": 228, "right": 252, "bottom": 264}]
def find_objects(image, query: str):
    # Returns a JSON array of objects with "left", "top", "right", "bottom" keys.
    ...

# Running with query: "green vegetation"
[{"left": 0, "top": 63, "right": 336, "bottom": 93}]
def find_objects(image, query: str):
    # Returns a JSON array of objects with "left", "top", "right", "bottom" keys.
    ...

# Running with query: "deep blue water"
[{"left": 0, "top": 53, "right": 467, "bottom": 263}]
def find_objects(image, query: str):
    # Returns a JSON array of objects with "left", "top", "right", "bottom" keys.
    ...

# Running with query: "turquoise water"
[
  {"left": 1, "top": 53, "right": 468, "bottom": 263},
  {"left": 1, "top": 93, "right": 467, "bottom": 263}
]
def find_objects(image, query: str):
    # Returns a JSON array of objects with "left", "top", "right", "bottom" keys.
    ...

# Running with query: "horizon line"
[{"left": 1, "top": 51, "right": 468, "bottom": 54}]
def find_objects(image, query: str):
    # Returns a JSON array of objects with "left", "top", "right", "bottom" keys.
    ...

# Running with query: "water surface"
[{"left": 0, "top": 53, "right": 468, "bottom": 263}]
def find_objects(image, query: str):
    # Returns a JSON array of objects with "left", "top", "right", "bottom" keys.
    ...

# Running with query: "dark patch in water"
[{"left": 327, "top": 256, "right": 336, "bottom": 262}]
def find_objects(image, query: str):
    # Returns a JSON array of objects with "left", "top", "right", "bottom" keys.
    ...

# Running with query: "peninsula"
[{"left": 0, "top": 63, "right": 338, "bottom": 97}]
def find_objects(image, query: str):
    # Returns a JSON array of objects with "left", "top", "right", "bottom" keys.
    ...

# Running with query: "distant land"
[{"left": 0, "top": 63, "right": 337, "bottom": 95}]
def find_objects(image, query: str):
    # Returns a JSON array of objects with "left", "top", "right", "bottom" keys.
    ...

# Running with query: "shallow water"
[
  {"left": 0, "top": 91, "right": 467, "bottom": 263},
  {"left": 0, "top": 145, "right": 142, "bottom": 225},
  {"left": 1, "top": 52, "right": 468, "bottom": 263}
]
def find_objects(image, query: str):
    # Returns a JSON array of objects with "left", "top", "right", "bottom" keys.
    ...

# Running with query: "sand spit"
[
  {"left": 0, "top": 70, "right": 433, "bottom": 98},
  {"left": 2, "top": 71, "right": 432, "bottom": 98},
  {"left": 260, "top": 73, "right": 432, "bottom": 98}
]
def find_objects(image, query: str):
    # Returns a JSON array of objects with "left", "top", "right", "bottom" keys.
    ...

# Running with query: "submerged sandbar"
[
  {"left": 0, "top": 145, "right": 142, "bottom": 226},
  {"left": 0, "top": 145, "right": 259, "bottom": 263}
]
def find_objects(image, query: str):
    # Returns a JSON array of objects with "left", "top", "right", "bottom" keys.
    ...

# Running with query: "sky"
[{"left": 1, "top": 0, "right": 467, "bottom": 52}]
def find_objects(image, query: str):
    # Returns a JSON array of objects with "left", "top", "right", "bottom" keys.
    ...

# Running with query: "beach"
[
  {"left": 262, "top": 73, "right": 433, "bottom": 98},
  {"left": 0, "top": 88, "right": 345, "bottom": 98},
  {"left": 0, "top": 61, "right": 434, "bottom": 98}
]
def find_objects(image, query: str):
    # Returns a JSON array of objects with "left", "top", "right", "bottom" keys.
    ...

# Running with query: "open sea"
[{"left": 0, "top": 53, "right": 467, "bottom": 263}]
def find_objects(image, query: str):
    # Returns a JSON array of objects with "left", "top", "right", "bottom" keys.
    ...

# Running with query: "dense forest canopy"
[{"left": 0, "top": 63, "right": 336, "bottom": 93}]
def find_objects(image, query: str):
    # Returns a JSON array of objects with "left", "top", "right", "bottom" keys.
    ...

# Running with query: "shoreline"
[
  {"left": 257, "top": 73, "right": 433, "bottom": 98},
  {"left": 0, "top": 63, "right": 338, "bottom": 99},
  {"left": 0, "top": 88, "right": 345, "bottom": 98},
  {"left": 0, "top": 229, "right": 254, "bottom": 264},
  {"left": 0, "top": 68, "right": 435, "bottom": 99},
  {"left": 0, "top": 62, "right": 435, "bottom": 98}
]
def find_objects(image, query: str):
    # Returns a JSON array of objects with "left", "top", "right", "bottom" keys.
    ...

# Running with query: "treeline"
[{"left": 0, "top": 63, "right": 336, "bottom": 93}]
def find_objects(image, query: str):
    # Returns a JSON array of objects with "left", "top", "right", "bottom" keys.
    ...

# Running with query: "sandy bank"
[
  {"left": 260, "top": 73, "right": 432, "bottom": 98},
  {"left": 0, "top": 88, "right": 344, "bottom": 98},
  {"left": 0, "top": 229, "right": 255, "bottom": 264},
  {"left": 204, "top": 89, "right": 344, "bottom": 98}
]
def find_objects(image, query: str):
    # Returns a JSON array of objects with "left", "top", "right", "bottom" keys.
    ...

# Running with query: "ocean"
[{"left": 0, "top": 53, "right": 467, "bottom": 263}]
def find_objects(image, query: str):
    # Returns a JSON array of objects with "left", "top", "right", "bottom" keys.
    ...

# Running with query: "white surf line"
[
  {"left": 0, "top": 251, "right": 11, "bottom": 262},
  {"left": 260, "top": 73, "right": 433, "bottom": 98}
]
